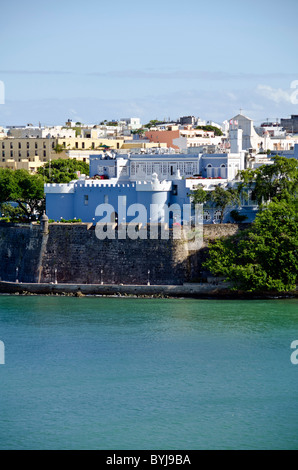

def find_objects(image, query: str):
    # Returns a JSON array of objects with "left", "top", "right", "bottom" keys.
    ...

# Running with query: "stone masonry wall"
[
  {"left": 0, "top": 224, "right": 43, "bottom": 283},
  {"left": 40, "top": 225, "right": 190, "bottom": 285},
  {"left": 0, "top": 223, "right": 249, "bottom": 285}
]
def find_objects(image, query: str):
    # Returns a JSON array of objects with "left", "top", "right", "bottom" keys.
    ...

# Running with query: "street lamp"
[
  {"left": 54, "top": 268, "right": 57, "bottom": 284},
  {"left": 100, "top": 269, "right": 103, "bottom": 285},
  {"left": 16, "top": 267, "right": 19, "bottom": 284},
  {"left": 147, "top": 269, "right": 150, "bottom": 286}
]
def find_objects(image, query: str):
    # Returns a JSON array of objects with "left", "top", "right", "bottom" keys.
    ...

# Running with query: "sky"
[{"left": 0, "top": 0, "right": 298, "bottom": 127}]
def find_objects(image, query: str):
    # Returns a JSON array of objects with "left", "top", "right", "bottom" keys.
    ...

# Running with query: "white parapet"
[
  {"left": 44, "top": 183, "right": 75, "bottom": 194},
  {"left": 136, "top": 174, "right": 172, "bottom": 192}
]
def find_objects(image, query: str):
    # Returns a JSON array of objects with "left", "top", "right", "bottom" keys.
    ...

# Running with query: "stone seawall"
[
  {"left": 0, "top": 224, "right": 43, "bottom": 283},
  {"left": 0, "top": 223, "right": 248, "bottom": 285},
  {"left": 41, "top": 225, "right": 190, "bottom": 285}
]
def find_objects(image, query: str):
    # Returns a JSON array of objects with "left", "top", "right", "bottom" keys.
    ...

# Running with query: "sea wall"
[
  {"left": 0, "top": 224, "right": 43, "bottom": 283},
  {"left": 0, "top": 223, "right": 248, "bottom": 285}
]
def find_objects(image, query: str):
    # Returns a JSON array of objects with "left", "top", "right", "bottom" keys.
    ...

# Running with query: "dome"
[{"left": 40, "top": 211, "right": 49, "bottom": 222}]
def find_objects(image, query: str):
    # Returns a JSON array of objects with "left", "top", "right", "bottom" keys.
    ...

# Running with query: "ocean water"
[{"left": 0, "top": 295, "right": 297, "bottom": 450}]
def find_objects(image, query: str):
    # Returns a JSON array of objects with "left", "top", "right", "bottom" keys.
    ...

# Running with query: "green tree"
[
  {"left": 131, "top": 128, "right": 145, "bottom": 136},
  {"left": 38, "top": 158, "right": 89, "bottom": 183},
  {"left": 190, "top": 184, "right": 240, "bottom": 223},
  {"left": 230, "top": 209, "right": 248, "bottom": 223},
  {"left": 238, "top": 156, "right": 298, "bottom": 205},
  {"left": 0, "top": 169, "right": 45, "bottom": 220},
  {"left": 53, "top": 144, "right": 64, "bottom": 154},
  {"left": 0, "top": 203, "right": 24, "bottom": 222},
  {"left": 13, "top": 170, "right": 45, "bottom": 219},
  {"left": 0, "top": 168, "right": 18, "bottom": 203},
  {"left": 203, "top": 198, "right": 298, "bottom": 292},
  {"left": 195, "top": 125, "right": 223, "bottom": 136},
  {"left": 207, "top": 186, "right": 240, "bottom": 223},
  {"left": 144, "top": 120, "right": 163, "bottom": 129},
  {"left": 189, "top": 184, "right": 208, "bottom": 205}
]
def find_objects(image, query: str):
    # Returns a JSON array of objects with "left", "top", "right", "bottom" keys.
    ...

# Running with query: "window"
[
  {"left": 104, "top": 195, "right": 108, "bottom": 204},
  {"left": 82, "top": 142, "right": 85, "bottom": 149},
  {"left": 172, "top": 184, "right": 178, "bottom": 196},
  {"left": 220, "top": 164, "right": 226, "bottom": 178},
  {"left": 206, "top": 164, "right": 212, "bottom": 178},
  {"left": 18, "top": 142, "right": 21, "bottom": 149},
  {"left": 214, "top": 210, "right": 221, "bottom": 221},
  {"left": 27, "top": 142, "right": 29, "bottom": 149},
  {"left": 153, "top": 163, "right": 160, "bottom": 174},
  {"left": 35, "top": 143, "right": 38, "bottom": 149},
  {"left": 185, "top": 163, "right": 193, "bottom": 175},
  {"left": 202, "top": 210, "right": 211, "bottom": 221},
  {"left": 84, "top": 195, "right": 89, "bottom": 206}
]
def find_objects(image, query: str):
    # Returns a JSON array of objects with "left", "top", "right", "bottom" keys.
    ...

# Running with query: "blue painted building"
[{"left": 45, "top": 151, "right": 258, "bottom": 225}]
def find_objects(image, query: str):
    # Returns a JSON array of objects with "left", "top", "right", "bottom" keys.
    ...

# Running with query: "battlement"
[
  {"left": 44, "top": 183, "right": 75, "bottom": 194},
  {"left": 45, "top": 178, "right": 173, "bottom": 192}
]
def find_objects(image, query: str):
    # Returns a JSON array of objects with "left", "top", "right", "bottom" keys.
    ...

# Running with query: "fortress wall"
[
  {"left": 0, "top": 223, "right": 247, "bottom": 285},
  {"left": 0, "top": 224, "right": 43, "bottom": 282}
]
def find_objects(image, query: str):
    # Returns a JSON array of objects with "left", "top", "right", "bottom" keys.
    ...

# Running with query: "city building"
[
  {"left": 45, "top": 141, "right": 257, "bottom": 226},
  {"left": 0, "top": 129, "right": 166, "bottom": 172},
  {"left": 280, "top": 115, "right": 298, "bottom": 134},
  {"left": 145, "top": 125, "right": 224, "bottom": 151},
  {"left": 229, "top": 113, "right": 298, "bottom": 154}
]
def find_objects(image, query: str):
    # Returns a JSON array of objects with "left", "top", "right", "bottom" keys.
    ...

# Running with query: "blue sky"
[{"left": 0, "top": 0, "right": 298, "bottom": 126}]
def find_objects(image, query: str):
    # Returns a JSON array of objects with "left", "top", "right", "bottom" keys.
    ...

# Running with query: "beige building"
[
  {"left": 0, "top": 135, "right": 167, "bottom": 172},
  {"left": 0, "top": 137, "right": 57, "bottom": 171}
]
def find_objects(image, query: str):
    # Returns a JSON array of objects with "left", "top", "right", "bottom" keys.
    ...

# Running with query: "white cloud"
[{"left": 256, "top": 84, "right": 293, "bottom": 103}]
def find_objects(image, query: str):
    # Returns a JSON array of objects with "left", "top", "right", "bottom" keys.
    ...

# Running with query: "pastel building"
[{"left": 45, "top": 148, "right": 258, "bottom": 225}]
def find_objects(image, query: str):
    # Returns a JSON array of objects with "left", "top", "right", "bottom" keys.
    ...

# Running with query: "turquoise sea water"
[{"left": 0, "top": 295, "right": 297, "bottom": 450}]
